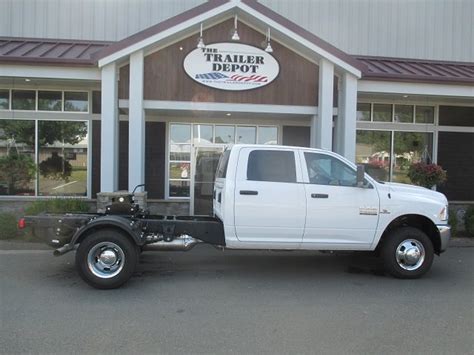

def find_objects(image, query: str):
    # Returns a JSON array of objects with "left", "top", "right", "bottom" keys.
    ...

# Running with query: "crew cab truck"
[{"left": 20, "top": 144, "right": 451, "bottom": 289}]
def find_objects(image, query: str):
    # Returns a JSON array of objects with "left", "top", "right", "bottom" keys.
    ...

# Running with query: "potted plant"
[{"left": 407, "top": 162, "right": 447, "bottom": 188}]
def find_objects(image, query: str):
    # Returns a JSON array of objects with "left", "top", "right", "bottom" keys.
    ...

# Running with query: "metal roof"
[
  {"left": 0, "top": 37, "right": 111, "bottom": 66},
  {"left": 357, "top": 56, "right": 474, "bottom": 85},
  {"left": 0, "top": 36, "right": 472, "bottom": 85}
]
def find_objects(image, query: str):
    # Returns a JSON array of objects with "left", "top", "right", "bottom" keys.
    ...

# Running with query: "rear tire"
[
  {"left": 75, "top": 229, "right": 138, "bottom": 289},
  {"left": 381, "top": 227, "right": 434, "bottom": 279}
]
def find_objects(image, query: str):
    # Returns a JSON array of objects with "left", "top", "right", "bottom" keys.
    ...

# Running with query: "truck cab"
[{"left": 214, "top": 144, "right": 450, "bottom": 276}]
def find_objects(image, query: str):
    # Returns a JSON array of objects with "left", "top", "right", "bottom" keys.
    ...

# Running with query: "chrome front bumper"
[{"left": 437, "top": 225, "right": 451, "bottom": 252}]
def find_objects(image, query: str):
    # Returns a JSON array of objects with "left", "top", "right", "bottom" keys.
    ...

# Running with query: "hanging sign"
[{"left": 183, "top": 42, "right": 279, "bottom": 91}]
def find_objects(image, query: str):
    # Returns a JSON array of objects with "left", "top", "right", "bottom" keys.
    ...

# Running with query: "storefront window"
[
  {"left": 0, "top": 90, "right": 9, "bottom": 110},
  {"left": 38, "top": 91, "right": 62, "bottom": 111},
  {"left": 393, "top": 132, "right": 433, "bottom": 184},
  {"left": 64, "top": 92, "right": 88, "bottom": 112},
  {"left": 38, "top": 121, "right": 88, "bottom": 196},
  {"left": 12, "top": 90, "right": 36, "bottom": 110},
  {"left": 170, "top": 124, "right": 191, "bottom": 143},
  {"left": 168, "top": 123, "right": 278, "bottom": 199},
  {"left": 357, "top": 103, "right": 371, "bottom": 121},
  {"left": 0, "top": 120, "right": 36, "bottom": 196},
  {"left": 258, "top": 127, "right": 278, "bottom": 144},
  {"left": 415, "top": 106, "right": 434, "bottom": 124},
  {"left": 215, "top": 125, "right": 235, "bottom": 144},
  {"left": 394, "top": 105, "right": 414, "bottom": 123},
  {"left": 236, "top": 126, "right": 256, "bottom": 144},
  {"left": 356, "top": 130, "right": 391, "bottom": 181},
  {"left": 193, "top": 125, "right": 213, "bottom": 143},
  {"left": 169, "top": 124, "right": 191, "bottom": 197},
  {"left": 373, "top": 104, "right": 392, "bottom": 122}
]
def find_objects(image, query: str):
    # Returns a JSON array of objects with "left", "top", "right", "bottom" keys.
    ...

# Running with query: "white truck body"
[
  {"left": 23, "top": 144, "right": 451, "bottom": 288},
  {"left": 213, "top": 144, "right": 450, "bottom": 252}
]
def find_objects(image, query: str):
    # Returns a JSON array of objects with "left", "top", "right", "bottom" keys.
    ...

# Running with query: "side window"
[
  {"left": 216, "top": 149, "right": 230, "bottom": 178},
  {"left": 304, "top": 152, "right": 357, "bottom": 187},
  {"left": 247, "top": 150, "right": 296, "bottom": 183}
]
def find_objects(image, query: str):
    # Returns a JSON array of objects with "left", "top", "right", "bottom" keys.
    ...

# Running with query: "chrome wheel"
[
  {"left": 87, "top": 242, "right": 125, "bottom": 279},
  {"left": 395, "top": 239, "right": 425, "bottom": 271}
]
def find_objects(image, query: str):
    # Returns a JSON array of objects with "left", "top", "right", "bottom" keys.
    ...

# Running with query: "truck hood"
[{"left": 381, "top": 182, "right": 448, "bottom": 205}]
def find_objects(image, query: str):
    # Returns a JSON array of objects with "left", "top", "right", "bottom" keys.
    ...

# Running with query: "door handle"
[
  {"left": 240, "top": 190, "right": 258, "bottom": 195},
  {"left": 311, "top": 193, "right": 328, "bottom": 198}
]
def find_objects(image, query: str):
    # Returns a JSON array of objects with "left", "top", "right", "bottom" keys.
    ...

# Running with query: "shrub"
[
  {"left": 407, "top": 162, "right": 447, "bottom": 188},
  {"left": 0, "top": 213, "right": 18, "bottom": 240},
  {"left": 24, "top": 198, "right": 90, "bottom": 216},
  {"left": 0, "top": 152, "right": 36, "bottom": 195},
  {"left": 465, "top": 206, "right": 474, "bottom": 237}
]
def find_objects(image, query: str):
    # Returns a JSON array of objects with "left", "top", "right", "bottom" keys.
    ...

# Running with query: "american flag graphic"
[
  {"left": 195, "top": 72, "right": 268, "bottom": 83},
  {"left": 229, "top": 74, "right": 268, "bottom": 82},
  {"left": 195, "top": 72, "right": 228, "bottom": 80}
]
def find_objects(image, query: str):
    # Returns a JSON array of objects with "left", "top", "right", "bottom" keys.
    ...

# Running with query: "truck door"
[
  {"left": 234, "top": 147, "right": 306, "bottom": 246},
  {"left": 300, "top": 151, "right": 380, "bottom": 248}
]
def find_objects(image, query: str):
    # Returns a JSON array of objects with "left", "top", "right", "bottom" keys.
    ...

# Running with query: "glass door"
[{"left": 190, "top": 145, "right": 225, "bottom": 215}]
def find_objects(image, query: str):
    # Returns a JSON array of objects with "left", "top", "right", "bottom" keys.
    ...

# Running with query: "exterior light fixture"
[
  {"left": 231, "top": 15, "right": 240, "bottom": 41},
  {"left": 264, "top": 28, "right": 273, "bottom": 53},
  {"left": 197, "top": 23, "right": 205, "bottom": 49},
  {"left": 24, "top": 78, "right": 31, "bottom": 82},
  {"left": 226, "top": 113, "right": 232, "bottom": 116}
]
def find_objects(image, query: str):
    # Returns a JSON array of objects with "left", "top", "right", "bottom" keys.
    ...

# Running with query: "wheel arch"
[
  {"left": 377, "top": 214, "right": 441, "bottom": 255},
  {"left": 71, "top": 216, "right": 142, "bottom": 247}
]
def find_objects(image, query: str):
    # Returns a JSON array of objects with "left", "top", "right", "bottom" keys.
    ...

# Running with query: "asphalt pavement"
[{"left": 1, "top": 242, "right": 473, "bottom": 354}]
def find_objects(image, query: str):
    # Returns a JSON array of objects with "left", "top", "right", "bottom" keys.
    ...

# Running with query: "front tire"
[
  {"left": 75, "top": 229, "right": 138, "bottom": 289},
  {"left": 382, "top": 227, "right": 434, "bottom": 279}
]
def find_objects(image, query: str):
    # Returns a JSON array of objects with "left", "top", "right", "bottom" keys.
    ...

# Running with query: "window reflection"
[
  {"left": 356, "top": 130, "right": 391, "bottom": 182},
  {"left": 64, "top": 92, "right": 88, "bottom": 112},
  {"left": 215, "top": 126, "right": 235, "bottom": 144},
  {"left": 0, "top": 120, "right": 35, "bottom": 196},
  {"left": 373, "top": 104, "right": 392, "bottom": 122},
  {"left": 236, "top": 126, "right": 256, "bottom": 144},
  {"left": 393, "top": 132, "right": 433, "bottom": 184},
  {"left": 12, "top": 90, "right": 36, "bottom": 110},
  {"left": 38, "top": 121, "right": 88, "bottom": 196},
  {"left": 38, "top": 91, "right": 62, "bottom": 111},
  {"left": 357, "top": 103, "right": 371, "bottom": 121},
  {"left": 193, "top": 125, "right": 213, "bottom": 143},
  {"left": 258, "top": 127, "right": 278, "bottom": 144},
  {"left": 394, "top": 105, "right": 414, "bottom": 123}
]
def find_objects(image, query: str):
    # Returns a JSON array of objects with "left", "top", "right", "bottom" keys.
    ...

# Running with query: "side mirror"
[{"left": 356, "top": 164, "right": 365, "bottom": 188}]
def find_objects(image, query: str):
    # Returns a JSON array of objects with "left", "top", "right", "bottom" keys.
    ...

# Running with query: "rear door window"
[{"left": 247, "top": 150, "right": 296, "bottom": 183}]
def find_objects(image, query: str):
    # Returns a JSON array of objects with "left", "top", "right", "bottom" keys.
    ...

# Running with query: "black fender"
[{"left": 70, "top": 215, "right": 144, "bottom": 247}]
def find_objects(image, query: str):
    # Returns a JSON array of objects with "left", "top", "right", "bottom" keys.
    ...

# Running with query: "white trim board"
[
  {"left": 119, "top": 99, "right": 318, "bottom": 116},
  {"left": 0, "top": 65, "right": 100, "bottom": 81},
  {"left": 358, "top": 80, "right": 474, "bottom": 98}
]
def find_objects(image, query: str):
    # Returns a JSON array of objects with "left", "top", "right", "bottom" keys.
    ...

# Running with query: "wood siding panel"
[{"left": 130, "top": 19, "right": 318, "bottom": 106}]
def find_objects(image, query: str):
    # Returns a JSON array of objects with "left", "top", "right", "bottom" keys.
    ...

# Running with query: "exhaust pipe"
[
  {"left": 143, "top": 234, "right": 200, "bottom": 252},
  {"left": 53, "top": 243, "right": 74, "bottom": 256}
]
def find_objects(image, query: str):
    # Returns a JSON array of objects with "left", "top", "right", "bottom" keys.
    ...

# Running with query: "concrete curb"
[{"left": 449, "top": 237, "right": 474, "bottom": 248}]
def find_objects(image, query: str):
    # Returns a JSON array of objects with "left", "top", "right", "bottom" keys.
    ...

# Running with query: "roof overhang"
[{"left": 94, "top": 0, "right": 364, "bottom": 78}]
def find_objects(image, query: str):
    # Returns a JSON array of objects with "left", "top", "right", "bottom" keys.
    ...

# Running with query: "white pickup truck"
[{"left": 21, "top": 144, "right": 450, "bottom": 289}]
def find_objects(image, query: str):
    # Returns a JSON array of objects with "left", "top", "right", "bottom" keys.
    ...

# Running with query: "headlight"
[{"left": 439, "top": 206, "right": 448, "bottom": 221}]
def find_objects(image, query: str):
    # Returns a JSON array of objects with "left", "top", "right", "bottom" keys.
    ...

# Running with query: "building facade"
[{"left": 0, "top": 0, "right": 473, "bottom": 215}]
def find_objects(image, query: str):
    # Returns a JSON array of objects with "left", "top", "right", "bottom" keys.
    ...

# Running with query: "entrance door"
[{"left": 191, "top": 145, "right": 225, "bottom": 215}]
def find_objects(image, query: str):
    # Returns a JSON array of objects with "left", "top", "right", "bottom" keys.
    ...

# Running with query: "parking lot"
[{"left": 1, "top": 243, "right": 473, "bottom": 354}]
